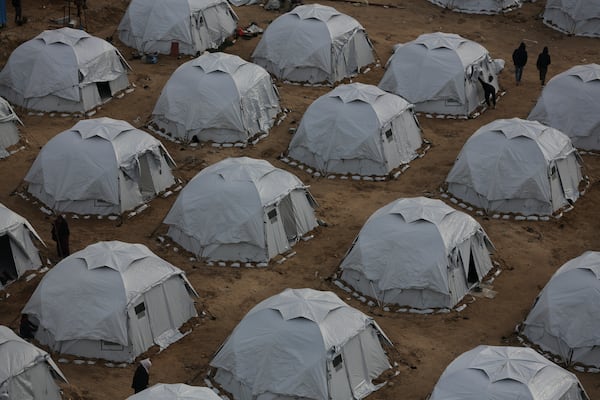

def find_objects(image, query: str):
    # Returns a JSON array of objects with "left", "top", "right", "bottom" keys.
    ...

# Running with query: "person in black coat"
[
  {"left": 51, "top": 215, "right": 70, "bottom": 259},
  {"left": 536, "top": 46, "right": 551, "bottom": 86},
  {"left": 512, "top": 42, "right": 528, "bottom": 86},
  {"left": 131, "top": 359, "right": 152, "bottom": 394},
  {"left": 478, "top": 74, "right": 497, "bottom": 109},
  {"left": 11, "top": 0, "right": 21, "bottom": 25}
]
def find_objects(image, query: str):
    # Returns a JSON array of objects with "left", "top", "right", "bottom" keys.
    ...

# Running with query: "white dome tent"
[
  {"left": 520, "top": 251, "right": 600, "bottom": 368},
  {"left": 0, "top": 203, "right": 44, "bottom": 290},
  {"left": 542, "top": 0, "right": 600, "bottom": 38},
  {"left": 339, "top": 197, "right": 495, "bottom": 309},
  {"left": 287, "top": 83, "right": 424, "bottom": 177},
  {"left": 22, "top": 241, "right": 199, "bottom": 362},
  {"left": 0, "top": 96, "right": 22, "bottom": 159},
  {"left": 430, "top": 346, "right": 590, "bottom": 400},
  {"left": 163, "top": 157, "right": 318, "bottom": 263},
  {"left": 118, "top": 0, "right": 238, "bottom": 56},
  {"left": 210, "top": 288, "right": 392, "bottom": 400},
  {"left": 0, "top": 325, "right": 67, "bottom": 400},
  {"left": 446, "top": 118, "right": 584, "bottom": 216},
  {"left": 152, "top": 52, "right": 280, "bottom": 144},
  {"left": 379, "top": 32, "right": 502, "bottom": 117},
  {"left": 128, "top": 384, "right": 222, "bottom": 400},
  {"left": 252, "top": 4, "right": 375, "bottom": 85},
  {"left": 427, "top": 0, "right": 522, "bottom": 14},
  {"left": 24, "top": 118, "right": 176, "bottom": 216},
  {"left": 528, "top": 64, "right": 600, "bottom": 151},
  {"left": 0, "top": 28, "right": 130, "bottom": 113}
]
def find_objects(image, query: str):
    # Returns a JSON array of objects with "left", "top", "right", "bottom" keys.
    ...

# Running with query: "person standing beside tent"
[
  {"left": 512, "top": 42, "right": 528, "bottom": 86},
  {"left": 536, "top": 47, "right": 551, "bottom": 86},
  {"left": 477, "top": 74, "right": 496, "bottom": 109},
  {"left": 11, "top": 0, "right": 22, "bottom": 25},
  {"left": 51, "top": 215, "right": 70, "bottom": 258},
  {"left": 131, "top": 358, "right": 152, "bottom": 393}
]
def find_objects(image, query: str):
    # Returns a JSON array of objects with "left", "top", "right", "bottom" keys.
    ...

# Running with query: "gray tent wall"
[
  {"left": 543, "top": 0, "right": 600, "bottom": 38},
  {"left": 30, "top": 274, "right": 197, "bottom": 362},
  {"left": 427, "top": 0, "right": 522, "bottom": 14},
  {"left": 1, "top": 361, "right": 63, "bottom": 400},
  {"left": 0, "top": 97, "right": 20, "bottom": 158}
]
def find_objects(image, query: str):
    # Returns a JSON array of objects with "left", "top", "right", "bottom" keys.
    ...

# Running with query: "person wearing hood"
[
  {"left": 131, "top": 358, "right": 152, "bottom": 393},
  {"left": 536, "top": 46, "right": 551, "bottom": 86},
  {"left": 512, "top": 42, "right": 528, "bottom": 86}
]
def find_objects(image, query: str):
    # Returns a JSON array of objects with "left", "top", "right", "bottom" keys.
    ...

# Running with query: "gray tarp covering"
[
  {"left": 430, "top": 345, "right": 589, "bottom": 400},
  {"left": 528, "top": 64, "right": 600, "bottom": 150},
  {"left": 543, "top": 0, "right": 600, "bottom": 37},
  {"left": 446, "top": 118, "right": 583, "bottom": 216},
  {"left": 0, "top": 325, "right": 67, "bottom": 400},
  {"left": 127, "top": 384, "right": 221, "bottom": 400},
  {"left": 252, "top": 4, "right": 375, "bottom": 84},
  {"left": 118, "top": 0, "right": 238, "bottom": 55},
  {"left": 521, "top": 251, "right": 600, "bottom": 368},
  {"left": 152, "top": 53, "right": 280, "bottom": 143},
  {"left": 288, "top": 83, "right": 423, "bottom": 176},
  {"left": 210, "top": 288, "right": 391, "bottom": 400},
  {"left": 427, "top": 0, "right": 521, "bottom": 14},
  {"left": 0, "top": 96, "right": 20, "bottom": 158}
]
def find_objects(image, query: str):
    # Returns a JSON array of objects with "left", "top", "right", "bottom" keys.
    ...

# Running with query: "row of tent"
[{"left": 2, "top": 283, "right": 597, "bottom": 399}]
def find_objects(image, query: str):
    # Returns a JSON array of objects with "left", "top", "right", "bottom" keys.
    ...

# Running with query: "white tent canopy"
[
  {"left": 528, "top": 64, "right": 600, "bottom": 151},
  {"left": 521, "top": 251, "right": 600, "bottom": 368},
  {"left": 210, "top": 288, "right": 392, "bottom": 400},
  {"left": 0, "top": 203, "right": 44, "bottom": 289},
  {"left": 24, "top": 117, "right": 176, "bottom": 215},
  {"left": 0, "top": 28, "right": 130, "bottom": 113},
  {"left": 543, "top": 0, "right": 600, "bottom": 37},
  {"left": 164, "top": 157, "right": 318, "bottom": 263},
  {"left": 252, "top": 4, "right": 375, "bottom": 84},
  {"left": 379, "top": 32, "right": 501, "bottom": 117},
  {"left": 287, "top": 83, "right": 423, "bottom": 176},
  {"left": 128, "top": 384, "right": 221, "bottom": 400},
  {"left": 340, "top": 197, "right": 494, "bottom": 309},
  {"left": 446, "top": 118, "right": 584, "bottom": 216},
  {"left": 152, "top": 52, "right": 280, "bottom": 144},
  {"left": 430, "top": 346, "right": 590, "bottom": 400},
  {"left": 118, "top": 0, "right": 238, "bottom": 56},
  {"left": 22, "top": 241, "right": 199, "bottom": 362},
  {"left": 0, "top": 325, "right": 67, "bottom": 400},
  {"left": 0, "top": 96, "right": 21, "bottom": 159},
  {"left": 427, "top": 0, "right": 522, "bottom": 14}
]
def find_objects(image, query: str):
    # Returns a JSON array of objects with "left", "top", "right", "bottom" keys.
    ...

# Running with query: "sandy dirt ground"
[{"left": 0, "top": 0, "right": 599, "bottom": 399}]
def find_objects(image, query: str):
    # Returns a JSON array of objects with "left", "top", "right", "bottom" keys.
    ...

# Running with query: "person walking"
[
  {"left": 536, "top": 46, "right": 551, "bottom": 86},
  {"left": 512, "top": 42, "right": 528, "bottom": 86},
  {"left": 131, "top": 359, "right": 152, "bottom": 394},
  {"left": 11, "top": 0, "right": 21, "bottom": 25},
  {"left": 51, "top": 215, "right": 70, "bottom": 259}
]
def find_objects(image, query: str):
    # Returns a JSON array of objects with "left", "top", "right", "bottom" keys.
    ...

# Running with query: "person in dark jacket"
[
  {"left": 131, "top": 359, "right": 152, "bottom": 394},
  {"left": 478, "top": 74, "right": 497, "bottom": 109},
  {"left": 51, "top": 215, "right": 70, "bottom": 258},
  {"left": 536, "top": 46, "right": 551, "bottom": 86},
  {"left": 512, "top": 42, "right": 528, "bottom": 86},
  {"left": 11, "top": 0, "right": 21, "bottom": 25},
  {"left": 19, "top": 314, "right": 37, "bottom": 341}
]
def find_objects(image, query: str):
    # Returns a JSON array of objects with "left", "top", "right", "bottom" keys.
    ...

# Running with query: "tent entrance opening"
[
  {"left": 467, "top": 250, "right": 478, "bottom": 286},
  {"left": 0, "top": 235, "right": 17, "bottom": 284},
  {"left": 279, "top": 195, "right": 298, "bottom": 243},
  {"left": 97, "top": 81, "right": 112, "bottom": 101},
  {"left": 138, "top": 153, "right": 156, "bottom": 200}
]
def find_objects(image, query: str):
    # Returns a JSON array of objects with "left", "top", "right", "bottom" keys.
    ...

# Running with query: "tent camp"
[
  {"left": 427, "top": 0, "right": 521, "bottom": 14},
  {"left": 339, "top": 197, "right": 494, "bottom": 309},
  {"left": 24, "top": 118, "right": 176, "bottom": 216},
  {"left": 520, "top": 251, "right": 600, "bottom": 368},
  {"left": 252, "top": 4, "right": 375, "bottom": 84},
  {"left": 528, "top": 64, "right": 600, "bottom": 151},
  {"left": 378, "top": 32, "right": 502, "bottom": 117},
  {"left": 210, "top": 288, "right": 392, "bottom": 400},
  {"left": 0, "top": 28, "right": 130, "bottom": 113},
  {"left": 151, "top": 52, "right": 280, "bottom": 144},
  {"left": 445, "top": 118, "right": 584, "bottom": 216},
  {"left": 118, "top": 0, "right": 238, "bottom": 56},
  {"left": 0, "top": 203, "right": 44, "bottom": 290},
  {"left": 542, "top": 0, "right": 600, "bottom": 38},
  {"left": 164, "top": 157, "right": 318, "bottom": 263},
  {"left": 429, "top": 345, "right": 590, "bottom": 400},
  {"left": 128, "top": 384, "right": 222, "bottom": 400},
  {"left": 0, "top": 325, "right": 67, "bottom": 400},
  {"left": 0, "top": 96, "right": 21, "bottom": 159},
  {"left": 22, "top": 241, "right": 199, "bottom": 362},
  {"left": 287, "top": 83, "right": 423, "bottom": 177}
]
